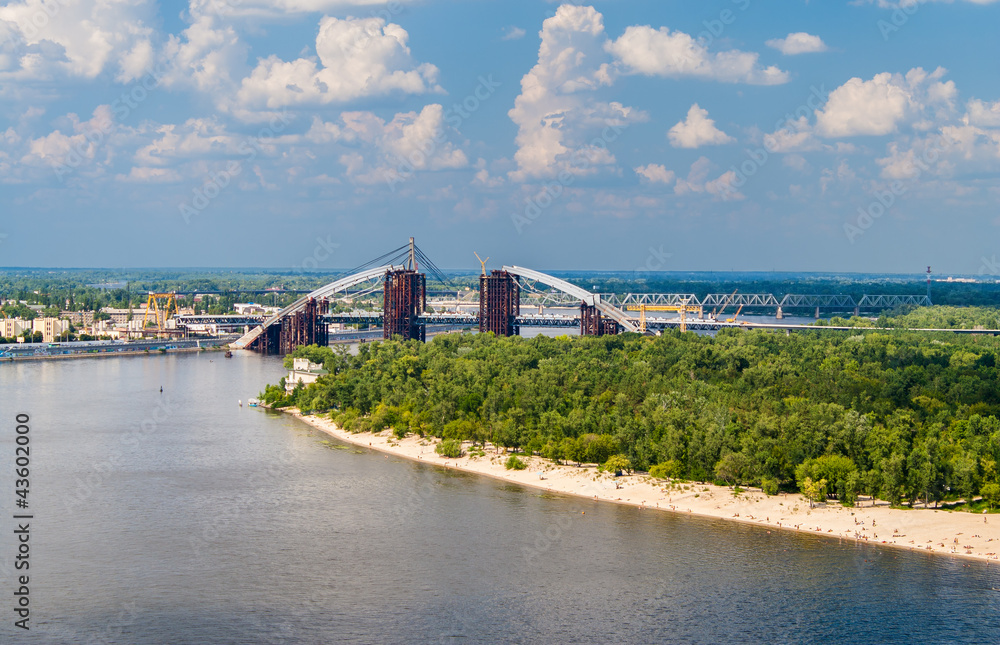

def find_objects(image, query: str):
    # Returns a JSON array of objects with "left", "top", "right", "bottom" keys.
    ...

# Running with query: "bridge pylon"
[
  {"left": 384, "top": 268, "right": 426, "bottom": 341},
  {"left": 479, "top": 269, "right": 519, "bottom": 337},
  {"left": 580, "top": 303, "right": 619, "bottom": 336}
]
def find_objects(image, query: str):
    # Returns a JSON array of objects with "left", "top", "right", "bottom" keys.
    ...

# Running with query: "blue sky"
[{"left": 0, "top": 0, "right": 998, "bottom": 274}]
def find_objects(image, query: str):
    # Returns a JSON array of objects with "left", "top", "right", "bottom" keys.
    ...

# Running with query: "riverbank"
[
  {"left": 0, "top": 338, "right": 234, "bottom": 361},
  {"left": 287, "top": 409, "right": 1000, "bottom": 563}
]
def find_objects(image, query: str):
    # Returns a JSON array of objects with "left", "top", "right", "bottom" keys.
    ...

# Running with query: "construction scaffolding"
[
  {"left": 383, "top": 269, "right": 426, "bottom": 341},
  {"left": 278, "top": 298, "right": 328, "bottom": 354},
  {"left": 246, "top": 298, "right": 328, "bottom": 355},
  {"left": 580, "top": 303, "right": 618, "bottom": 336},
  {"left": 479, "top": 269, "right": 520, "bottom": 337}
]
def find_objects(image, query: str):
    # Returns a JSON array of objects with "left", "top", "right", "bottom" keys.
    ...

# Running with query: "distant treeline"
[
  {"left": 264, "top": 323, "right": 1000, "bottom": 510},
  {"left": 820, "top": 306, "right": 1000, "bottom": 330}
]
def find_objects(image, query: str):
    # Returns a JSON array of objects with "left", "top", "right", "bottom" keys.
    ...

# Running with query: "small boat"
[
  {"left": 248, "top": 398, "right": 259, "bottom": 407},
  {"left": 225, "top": 350, "right": 233, "bottom": 358}
]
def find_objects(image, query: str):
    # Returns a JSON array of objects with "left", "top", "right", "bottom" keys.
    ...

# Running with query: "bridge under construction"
[{"left": 230, "top": 239, "right": 944, "bottom": 355}]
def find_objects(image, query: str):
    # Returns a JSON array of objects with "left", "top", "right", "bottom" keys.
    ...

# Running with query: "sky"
[{"left": 0, "top": 0, "right": 999, "bottom": 274}]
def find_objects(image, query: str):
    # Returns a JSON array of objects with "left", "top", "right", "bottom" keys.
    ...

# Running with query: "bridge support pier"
[
  {"left": 815, "top": 307, "right": 821, "bottom": 319},
  {"left": 580, "top": 304, "right": 618, "bottom": 336},
  {"left": 479, "top": 270, "right": 520, "bottom": 337},
  {"left": 384, "top": 269, "right": 426, "bottom": 341},
  {"left": 776, "top": 306, "right": 783, "bottom": 320},
  {"left": 279, "top": 298, "right": 328, "bottom": 354},
  {"left": 248, "top": 298, "right": 327, "bottom": 355}
]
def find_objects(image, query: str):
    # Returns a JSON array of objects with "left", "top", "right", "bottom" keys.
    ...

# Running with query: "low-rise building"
[
  {"left": 100, "top": 307, "right": 133, "bottom": 324},
  {"left": 32, "top": 317, "right": 70, "bottom": 342},
  {"left": 286, "top": 358, "right": 328, "bottom": 393},
  {"left": 1, "top": 318, "right": 30, "bottom": 339},
  {"left": 61, "top": 310, "right": 95, "bottom": 326},
  {"left": 234, "top": 303, "right": 282, "bottom": 315},
  {"left": 234, "top": 303, "right": 265, "bottom": 315}
]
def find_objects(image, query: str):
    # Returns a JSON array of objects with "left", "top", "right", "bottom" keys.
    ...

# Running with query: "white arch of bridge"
[
  {"left": 230, "top": 264, "right": 403, "bottom": 349},
  {"left": 501, "top": 265, "right": 641, "bottom": 333}
]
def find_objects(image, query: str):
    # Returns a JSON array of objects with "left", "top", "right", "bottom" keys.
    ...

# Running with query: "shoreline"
[
  {"left": 1, "top": 346, "right": 222, "bottom": 361},
  {"left": 285, "top": 408, "right": 1000, "bottom": 564}
]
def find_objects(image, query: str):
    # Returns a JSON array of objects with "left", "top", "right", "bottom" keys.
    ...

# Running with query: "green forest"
[{"left": 263, "top": 328, "right": 1000, "bottom": 510}]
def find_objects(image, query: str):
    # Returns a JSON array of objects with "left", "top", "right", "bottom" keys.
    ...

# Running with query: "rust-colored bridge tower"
[
  {"left": 249, "top": 297, "right": 328, "bottom": 355},
  {"left": 580, "top": 303, "right": 618, "bottom": 336},
  {"left": 279, "top": 298, "right": 328, "bottom": 354},
  {"left": 479, "top": 269, "right": 520, "bottom": 337},
  {"left": 383, "top": 269, "right": 426, "bottom": 341}
]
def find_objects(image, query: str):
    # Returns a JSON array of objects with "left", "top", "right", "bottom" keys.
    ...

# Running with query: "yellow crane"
[
  {"left": 715, "top": 289, "right": 738, "bottom": 320},
  {"left": 474, "top": 252, "right": 490, "bottom": 277},
  {"left": 141, "top": 292, "right": 178, "bottom": 334},
  {"left": 625, "top": 302, "right": 701, "bottom": 333},
  {"left": 725, "top": 304, "right": 744, "bottom": 324}
]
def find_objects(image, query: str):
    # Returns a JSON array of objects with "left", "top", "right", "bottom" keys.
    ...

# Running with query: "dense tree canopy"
[{"left": 265, "top": 328, "right": 1000, "bottom": 508}]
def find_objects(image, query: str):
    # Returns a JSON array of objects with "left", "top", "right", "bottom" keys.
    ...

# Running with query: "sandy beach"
[{"left": 288, "top": 409, "right": 1000, "bottom": 564}]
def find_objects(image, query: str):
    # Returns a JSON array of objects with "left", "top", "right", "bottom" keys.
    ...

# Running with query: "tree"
[
  {"left": 562, "top": 437, "right": 583, "bottom": 466},
  {"left": 982, "top": 483, "right": 1000, "bottom": 510},
  {"left": 715, "top": 452, "right": 751, "bottom": 486},
  {"left": 649, "top": 459, "right": 684, "bottom": 480},
  {"left": 800, "top": 477, "right": 828, "bottom": 507},
  {"left": 581, "top": 434, "right": 616, "bottom": 465},
  {"left": 795, "top": 455, "right": 857, "bottom": 502},
  {"left": 602, "top": 455, "right": 632, "bottom": 476}
]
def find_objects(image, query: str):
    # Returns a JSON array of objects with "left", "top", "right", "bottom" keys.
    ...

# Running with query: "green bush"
[
  {"left": 505, "top": 455, "right": 527, "bottom": 470},
  {"left": 436, "top": 439, "right": 464, "bottom": 458},
  {"left": 760, "top": 477, "right": 779, "bottom": 496}
]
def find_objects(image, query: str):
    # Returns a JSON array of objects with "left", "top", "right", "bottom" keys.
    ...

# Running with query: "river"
[{"left": 2, "top": 351, "right": 998, "bottom": 643}]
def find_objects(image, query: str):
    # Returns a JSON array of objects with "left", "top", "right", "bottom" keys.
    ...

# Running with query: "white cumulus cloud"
[
  {"left": 765, "top": 32, "right": 828, "bottom": 55},
  {"left": 236, "top": 16, "right": 440, "bottom": 110},
  {"left": 0, "top": 0, "right": 156, "bottom": 81},
  {"left": 674, "top": 156, "right": 743, "bottom": 201},
  {"left": 307, "top": 104, "right": 468, "bottom": 185},
  {"left": 189, "top": 0, "right": 417, "bottom": 18},
  {"left": 606, "top": 25, "right": 789, "bottom": 85},
  {"left": 634, "top": 164, "right": 675, "bottom": 184},
  {"left": 816, "top": 67, "right": 956, "bottom": 137},
  {"left": 668, "top": 104, "right": 734, "bottom": 148},
  {"left": 507, "top": 5, "right": 642, "bottom": 181},
  {"left": 966, "top": 99, "right": 1000, "bottom": 127}
]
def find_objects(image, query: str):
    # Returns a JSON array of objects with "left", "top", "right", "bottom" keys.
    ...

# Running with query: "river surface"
[{"left": 2, "top": 351, "right": 999, "bottom": 644}]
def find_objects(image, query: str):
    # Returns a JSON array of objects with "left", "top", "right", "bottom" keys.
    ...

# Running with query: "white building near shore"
[{"left": 286, "top": 358, "right": 328, "bottom": 393}]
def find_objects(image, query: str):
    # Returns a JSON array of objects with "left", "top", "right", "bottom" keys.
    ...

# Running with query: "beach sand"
[{"left": 288, "top": 409, "right": 1000, "bottom": 564}]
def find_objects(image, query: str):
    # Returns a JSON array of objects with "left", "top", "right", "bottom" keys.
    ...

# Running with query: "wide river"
[{"left": 2, "top": 351, "right": 999, "bottom": 644}]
